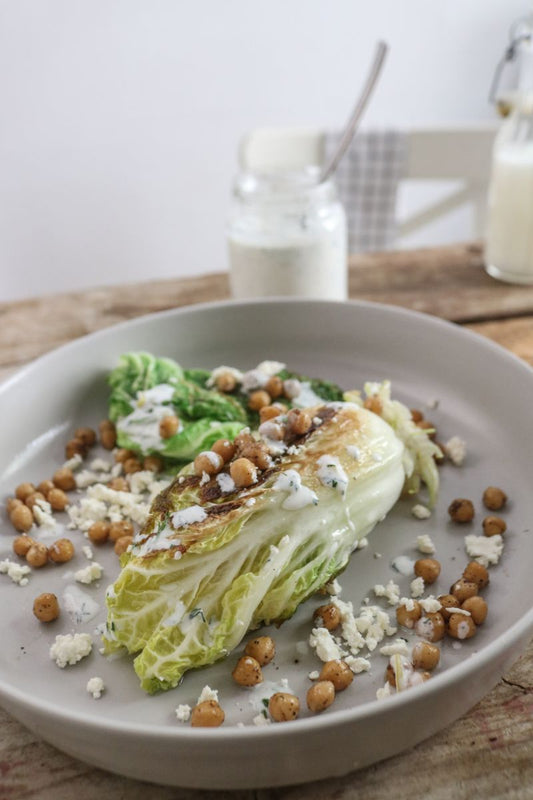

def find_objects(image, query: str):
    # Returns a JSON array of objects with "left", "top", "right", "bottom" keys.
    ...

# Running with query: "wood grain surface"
[{"left": 1, "top": 242, "right": 532, "bottom": 800}]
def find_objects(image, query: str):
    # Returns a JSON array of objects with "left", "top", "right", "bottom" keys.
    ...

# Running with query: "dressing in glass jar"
[{"left": 227, "top": 168, "right": 347, "bottom": 299}]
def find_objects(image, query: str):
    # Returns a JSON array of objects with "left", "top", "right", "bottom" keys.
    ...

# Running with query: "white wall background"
[{"left": 0, "top": 0, "right": 526, "bottom": 301}]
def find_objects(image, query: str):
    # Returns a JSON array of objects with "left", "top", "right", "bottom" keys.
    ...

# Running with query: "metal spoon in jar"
[{"left": 320, "top": 40, "right": 389, "bottom": 184}]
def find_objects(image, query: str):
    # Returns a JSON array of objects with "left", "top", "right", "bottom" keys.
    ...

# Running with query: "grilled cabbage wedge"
[{"left": 104, "top": 402, "right": 407, "bottom": 693}]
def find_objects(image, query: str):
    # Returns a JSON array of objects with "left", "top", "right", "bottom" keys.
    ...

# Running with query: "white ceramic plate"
[{"left": 1, "top": 299, "right": 532, "bottom": 790}]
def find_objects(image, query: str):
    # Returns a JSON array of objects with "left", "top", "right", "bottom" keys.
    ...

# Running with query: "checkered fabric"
[{"left": 324, "top": 129, "right": 407, "bottom": 252}]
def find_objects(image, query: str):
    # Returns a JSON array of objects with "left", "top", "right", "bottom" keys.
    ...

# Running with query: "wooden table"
[{"left": 1, "top": 242, "right": 532, "bottom": 800}]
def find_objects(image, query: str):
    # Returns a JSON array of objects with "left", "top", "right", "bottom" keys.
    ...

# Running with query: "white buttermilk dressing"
[
  {"left": 62, "top": 585, "right": 100, "bottom": 624},
  {"left": 291, "top": 382, "right": 325, "bottom": 409},
  {"left": 117, "top": 383, "right": 180, "bottom": 450},
  {"left": 172, "top": 505, "right": 208, "bottom": 529},
  {"left": 216, "top": 472, "right": 236, "bottom": 494},
  {"left": 346, "top": 445, "right": 361, "bottom": 460},
  {"left": 316, "top": 454, "right": 349, "bottom": 496},
  {"left": 273, "top": 469, "right": 318, "bottom": 510}
]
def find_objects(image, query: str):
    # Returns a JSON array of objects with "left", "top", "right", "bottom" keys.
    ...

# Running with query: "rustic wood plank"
[{"left": 465, "top": 317, "right": 533, "bottom": 367}]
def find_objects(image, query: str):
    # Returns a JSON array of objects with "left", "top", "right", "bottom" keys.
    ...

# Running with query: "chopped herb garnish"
[{"left": 189, "top": 607, "right": 206, "bottom": 623}]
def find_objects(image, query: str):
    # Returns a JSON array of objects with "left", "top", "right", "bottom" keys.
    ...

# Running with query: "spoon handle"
[{"left": 320, "top": 40, "right": 389, "bottom": 184}]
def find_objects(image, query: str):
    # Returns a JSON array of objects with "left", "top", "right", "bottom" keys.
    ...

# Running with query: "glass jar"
[
  {"left": 227, "top": 168, "right": 347, "bottom": 299},
  {"left": 486, "top": 26, "right": 533, "bottom": 284}
]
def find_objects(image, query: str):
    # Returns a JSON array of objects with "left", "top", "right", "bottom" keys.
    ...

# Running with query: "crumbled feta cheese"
[
  {"left": 465, "top": 534, "right": 504, "bottom": 567},
  {"left": 75, "top": 470, "right": 103, "bottom": 489},
  {"left": 216, "top": 472, "right": 236, "bottom": 494},
  {"left": 74, "top": 562, "right": 103, "bottom": 585},
  {"left": 309, "top": 627, "right": 343, "bottom": 662},
  {"left": 86, "top": 676, "right": 105, "bottom": 699},
  {"left": 344, "top": 656, "right": 371, "bottom": 673},
  {"left": 410, "top": 577, "right": 425, "bottom": 598},
  {"left": 308, "top": 670, "right": 320, "bottom": 680},
  {"left": 447, "top": 607, "right": 471, "bottom": 616},
  {"left": 373, "top": 580, "right": 401, "bottom": 606},
  {"left": 244, "top": 497, "right": 256, "bottom": 507},
  {"left": 374, "top": 552, "right": 382, "bottom": 559},
  {"left": 32, "top": 498, "right": 57, "bottom": 530},
  {"left": 50, "top": 633, "right": 93, "bottom": 667},
  {"left": 175, "top": 704, "right": 192, "bottom": 722},
  {"left": 82, "top": 545, "right": 94, "bottom": 560},
  {"left": 358, "top": 537, "right": 369, "bottom": 550},
  {"left": 128, "top": 470, "right": 158, "bottom": 495},
  {"left": 199, "top": 471, "right": 210, "bottom": 486},
  {"left": 324, "top": 578, "right": 342, "bottom": 596},
  {"left": 419, "top": 596, "right": 442, "bottom": 614},
  {"left": 380, "top": 639, "right": 410, "bottom": 657},
  {"left": 445, "top": 436, "right": 467, "bottom": 466},
  {"left": 197, "top": 685, "right": 218, "bottom": 704},
  {"left": 376, "top": 682, "right": 392, "bottom": 700},
  {"left": 253, "top": 712, "right": 271, "bottom": 726},
  {"left": 399, "top": 597, "right": 416, "bottom": 612},
  {"left": 412, "top": 504, "right": 432, "bottom": 521},
  {"left": 63, "top": 453, "right": 83, "bottom": 471},
  {"left": 0, "top": 558, "right": 31, "bottom": 586},
  {"left": 416, "top": 533, "right": 436, "bottom": 554},
  {"left": 313, "top": 416, "right": 323, "bottom": 426}
]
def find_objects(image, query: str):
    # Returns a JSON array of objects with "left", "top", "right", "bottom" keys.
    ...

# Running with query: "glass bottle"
[
  {"left": 227, "top": 167, "right": 347, "bottom": 300},
  {"left": 486, "top": 21, "right": 533, "bottom": 284}
]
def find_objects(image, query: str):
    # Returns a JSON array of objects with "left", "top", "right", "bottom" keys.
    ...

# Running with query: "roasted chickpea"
[
  {"left": 482, "top": 486, "right": 507, "bottom": 511},
  {"left": 268, "top": 692, "right": 300, "bottom": 722},
  {"left": 88, "top": 521, "right": 110, "bottom": 544},
  {"left": 74, "top": 426, "right": 97, "bottom": 447},
  {"left": 410, "top": 408, "right": 424, "bottom": 423},
  {"left": 461, "top": 596, "right": 488, "bottom": 625},
  {"left": 10, "top": 504, "right": 33, "bottom": 533},
  {"left": 159, "top": 415, "right": 180, "bottom": 440},
  {"left": 33, "top": 593, "right": 60, "bottom": 622},
  {"left": 244, "top": 636, "right": 276, "bottom": 666},
  {"left": 123, "top": 457, "right": 142, "bottom": 474},
  {"left": 25, "top": 491, "right": 46, "bottom": 510},
  {"left": 107, "top": 477, "right": 130, "bottom": 492},
  {"left": 47, "top": 488, "right": 69, "bottom": 512},
  {"left": 307, "top": 680, "right": 335, "bottom": 713},
  {"left": 52, "top": 467, "right": 76, "bottom": 492},
  {"left": 482, "top": 515, "right": 507, "bottom": 537},
  {"left": 65, "top": 438, "right": 88, "bottom": 460},
  {"left": 396, "top": 600, "right": 422, "bottom": 629},
  {"left": 194, "top": 451, "right": 223, "bottom": 477},
  {"left": 462, "top": 561, "right": 489, "bottom": 589},
  {"left": 239, "top": 442, "right": 271, "bottom": 470},
  {"left": 448, "top": 498, "right": 475, "bottom": 523},
  {"left": 114, "top": 448, "right": 136, "bottom": 463},
  {"left": 313, "top": 603, "right": 341, "bottom": 631},
  {"left": 259, "top": 406, "right": 284, "bottom": 424},
  {"left": 265, "top": 375, "right": 284, "bottom": 399},
  {"left": 98, "top": 419, "right": 117, "bottom": 450},
  {"left": 190, "top": 700, "right": 225, "bottom": 727},
  {"left": 109, "top": 520, "right": 134, "bottom": 542},
  {"left": 143, "top": 455, "right": 163, "bottom": 473},
  {"left": 6, "top": 497, "right": 23, "bottom": 514},
  {"left": 37, "top": 480, "right": 55, "bottom": 498},
  {"left": 230, "top": 458, "right": 257, "bottom": 488},
  {"left": 15, "top": 482, "right": 36, "bottom": 502},
  {"left": 13, "top": 534, "right": 34, "bottom": 557},
  {"left": 286, "top": 409, "right": 312, "bottom": 436},
  {"left": 363, "top": 396, "right": 383, "bottom": 415},
  {"left": 448, "top": 613, "right": 477, "bottom": 640},
  {"left": 48, "top": 538, "right": 75, "bottom": 563},
  {"left": 438, "top": 594, "right": 460, "bottom": 621},
  {"left": 232, "top": 655, "right": 263, "bottom": 686},
  {"left": 450, "top": 578, "right": 478, "bottom": 603},
  {"left": 26, "top": 542, "right": 48, "bottom": 568},
  {"left": 414, "top": 612, "right": 446, "bottom": 642},
  {"left": 248, "top": 390, "right": 271, "bottom": 412},
  {"left": 319, "top": 660, "right": 353, "bottom": 691},
  {"left": 215, "top": 372, "right": 237, "bottom": 393},
  {"left": 114, "top": 535, "right": 133, "bottom": 556},
  {"left": 412, "top": 641, "right": 440, "bottom": 671},
  {"left": 414, "top": 558, "right": 441, "bottom": 584},
  {"left": 211, "top": 438, "right": 236, "bottom": 463}
]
